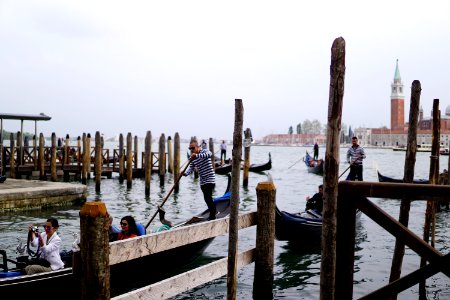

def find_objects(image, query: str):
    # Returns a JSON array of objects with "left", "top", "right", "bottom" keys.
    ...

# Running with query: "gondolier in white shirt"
[
  {"left": 346, "top": 136, "right": 366, "bottom": 181},
  {"left": 182, "top": 141, "right": 217, "bottom": 220}
]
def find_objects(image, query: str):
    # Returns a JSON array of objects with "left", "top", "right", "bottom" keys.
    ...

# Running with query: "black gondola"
[
  {"left": 0, "top": 175, "right": 232, "bottom": 299},
  {"left": 377, "top": 170, "right": 429, "bottom": 184},
  {"left": 214, "top": 153, "right": 272, "bottom": 175},
  {"left": 304, "top": 151, "right": 323, "bottom": 176},
  {"left": 275, "top": 206, "right": 362, "bottom": 243}
]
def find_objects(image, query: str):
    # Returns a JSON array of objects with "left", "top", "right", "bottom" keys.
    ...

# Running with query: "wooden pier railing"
[{"left": 335, "top": 181, "right": 450, "bottom": 299}]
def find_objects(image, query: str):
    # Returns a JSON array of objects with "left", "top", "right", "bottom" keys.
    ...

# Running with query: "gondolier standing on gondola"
[
  {"left": 182, "top": 141, "right": 217, "bottom": 220},
  {"left": 313, "top": 142, "right": 319, "bottom": 160},
  {"left": 346, "top": 136, "right": 366, "bottom": 181}
]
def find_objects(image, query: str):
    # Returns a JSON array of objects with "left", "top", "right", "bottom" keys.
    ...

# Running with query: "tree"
[
  {"left": 311, "top": 119, "right": 322, "bottom": 134},
  {"left": 296, "top": 123, "right": 302, "bottom": 134},
  {"left": 302, "top": 120, "right": 313, "bottom": 134},
  {"left": 288, "top": 126, "right": 293, "bottom": 135}
]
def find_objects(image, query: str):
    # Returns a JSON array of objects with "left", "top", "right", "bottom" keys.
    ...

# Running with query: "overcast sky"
[{"left": 1, "top": 1, "right": 449, "bottom": 141}]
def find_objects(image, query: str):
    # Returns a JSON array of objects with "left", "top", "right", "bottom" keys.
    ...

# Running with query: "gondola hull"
[
  {"left": 275, "top": 206, "right": 362, "bottom": 243},
  {"left": 0, "top": 180, "right": 232, "bottom": 299},
  {"left": 214, "top": 153, "right": 272, "bottom": 175},
  {"left": 304, "top": 152, "right": 324, "bottom": 175},
  {"left": 377, "top": 170, "right": 429, "bottom": 184}
]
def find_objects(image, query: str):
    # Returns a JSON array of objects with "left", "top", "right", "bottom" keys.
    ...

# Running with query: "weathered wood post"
[
  {"left": 76, "top": 136, "right": 81, "bottom": 180},
  {"left": 174, "top": 133, "right": 181, "bottom": 193},
  {"left": 243, "top": 128, "right": 252, "bottom": 187},
  {"left": 39, "top": 133, "right": 45, "bottom": 180},
  {"left": 86, "top": 133, "right": 91, "bottom": 180},
  {"left": 389, "top": 80, "right": 421, "bottom": 292},
  {"left": 322, "top": 37, "right": 346, "bottom": 300},
  {"left": 82, "top": 133, "right": 87, "bottom": 184},
  {"left": 95, "top": 131, "right": 102, "bottom": 192},
  {"left": 64, "top": 134, "right": 70, "bottom": 166},
  {"left": 119, "top": 134, "right": 124, "bottom": 184},
  {"left": 9, "top": 133, "right": 15, "bottom": 178},
  {"left": 16, "top": 131, "right": 22, "bottom": 167},
  {"left": 63, "top": 134, "right": 71, "bottom": 182},
  {"left": 126, "top": 132, "right": 133, "bottom": 188},
  {"left": 253, "top": 181, "right": 276, "bottom": 300},
  {"left": 51, "top": 133, "right": 57, "bottom": 181},
  {"left": 419, "top": 98, "right": 440, "bottom": 297},
  {"left": 144, "top": 131, "right": 152, "bottom": 196},
  {"left": 227, "top": 99, "right": 243, "bottom": 300},
  {"left": 167, "top": 136, "right": 173, "bottom": 174},
  {"left": 79, "top": 202, "right": 110, "bottom": 300},
  {"left": 33, "top": 135, "right": 37, "bottom": 171},
  {"left": 134, "top": 135, "right": 138, "bottom": 169},
  {"left": 209, "top": 137, "right": 215, "bottom": 170},
  {"left": 159, "top": 134, "right": 166, "bottom": 185}
]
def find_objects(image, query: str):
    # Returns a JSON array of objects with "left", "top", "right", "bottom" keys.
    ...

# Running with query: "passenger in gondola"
[
  {"left": 305, "top": 184, "right": 323, "bottom": 213},
  {"left": 108, "top": 215, "right": 119, "bottom": 242},
  {"left": 25, "top": 218, "right": 65, "bottom": 275},
  {"left": 117, "top": 216, "right": 139, "bottom": 240}
]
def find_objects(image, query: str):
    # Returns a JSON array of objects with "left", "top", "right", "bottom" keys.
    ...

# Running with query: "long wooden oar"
[
  {"left": 338, "top": 158, "right": 359, "bottom": 179},
  {"left": 288, "top": 156, "right": 304, "bottom": 169},
  {"left": 145, "top": 159, "right": 192, "bottom": 229}
]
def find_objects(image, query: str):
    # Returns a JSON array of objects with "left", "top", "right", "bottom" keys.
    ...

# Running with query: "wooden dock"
[{"left": 0, "top": 178, "right": 87, "bottom": 211}]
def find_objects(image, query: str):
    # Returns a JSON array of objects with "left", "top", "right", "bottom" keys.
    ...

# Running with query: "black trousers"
[
  {"left": 220, "top": 150, "right": 226, "bottom": 161},
  {"left": 201, "top": 183, "right": 216, "bottom": 218},
  {"left": 347, "top": 165, "right": 363, "bottom": 181}
]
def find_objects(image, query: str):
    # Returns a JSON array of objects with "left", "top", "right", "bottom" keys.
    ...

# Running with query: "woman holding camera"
[{"left": 25, "top": 218, "right": 65, "bottom": 275}]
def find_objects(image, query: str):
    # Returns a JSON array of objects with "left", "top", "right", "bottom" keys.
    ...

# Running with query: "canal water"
[{"left": 1, "top": 144, "right": 449, "bottom": 299}]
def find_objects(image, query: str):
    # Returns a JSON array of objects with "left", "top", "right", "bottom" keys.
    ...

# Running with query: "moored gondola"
[
  {"left": 214, "top": 153, "right": 272, "bottom": 175},
  {"left": 377, "top": 170, "right": 429, "bottom": 184},
  {"left": 275, "top": 206, "right": 362, "bottom": 243},
  {"left": 0, "top": 175, "right": 232, "bottom": 299}
]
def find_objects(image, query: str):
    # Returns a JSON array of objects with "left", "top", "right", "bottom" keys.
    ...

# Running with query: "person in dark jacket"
[{"left": 305, "top": 184, "right": 323, "bottom": 213}]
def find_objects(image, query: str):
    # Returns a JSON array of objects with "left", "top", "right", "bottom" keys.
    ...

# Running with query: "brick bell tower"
[{"left": 390, "top": 59, "right": 404, "bottom": 132}]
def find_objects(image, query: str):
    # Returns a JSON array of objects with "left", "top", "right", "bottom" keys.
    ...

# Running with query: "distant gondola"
[
  {"left": 304, "top": 151, "right": 323, "bottom": 176},
  {"left": 0, "top": 175, "right": 232, "bottom": 299},
  {"left": 377, "top": 170, "right": 429, "bottom": 184},
  {"left": 214, "top": 153, "right": 272, "bottom": 175}
]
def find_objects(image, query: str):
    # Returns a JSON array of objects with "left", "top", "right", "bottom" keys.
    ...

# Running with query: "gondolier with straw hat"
[{"left": 346, "top": 136, "right": 366, "bottom": 181}]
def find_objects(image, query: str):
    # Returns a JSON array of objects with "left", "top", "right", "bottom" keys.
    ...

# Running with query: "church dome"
[{"left": 446, "top": 105, "right": 450, "bottom": 116}]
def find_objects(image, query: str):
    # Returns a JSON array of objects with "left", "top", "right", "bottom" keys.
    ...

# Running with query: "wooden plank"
[
  {"left": 360, "top": 253, "right": 450, "bottom": 300},
  {"left": 109, "top": 212, "right": 256, "bottom": 265},
  {"left": 356, "top": 197, "right": 447, "bottom": 270},
  {"left": 338, "top": 181, "right": 450, "bottom": 201},
  {"left": 111, "top": 248, "right": 255, "bottom": 300}
]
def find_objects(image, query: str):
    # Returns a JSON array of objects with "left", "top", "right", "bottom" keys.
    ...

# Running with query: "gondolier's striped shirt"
[
  {"left": 346, "top": 145, "right": 366, "bottom": 166},
  {"left": 184, "top": 149, "right": 215, "bottom": 185}
]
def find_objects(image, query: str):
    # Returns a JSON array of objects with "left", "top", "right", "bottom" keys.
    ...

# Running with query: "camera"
[{"left": 31, "top": 226, "right": 39, "bottom": 233}]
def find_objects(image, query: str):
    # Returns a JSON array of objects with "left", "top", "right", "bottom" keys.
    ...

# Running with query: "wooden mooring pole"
[
  {"left": 419, "top": 98, "right": 441, "bottom": 298},
  {"left": 9, "top": 133, "right": 15, "bottom": 179},
  {"left": 174, "top": 133, "right": 181, "bottom": 193},
  {"left": 39, "top": 133, "right": 45, "bottom": 180},
  {"left": 322, "top": 37, "right": 346, "bottom": 300},
  {"left": 79, "top": 201, "right": 110, "bottom": 300},
  {"left": 144, "top": 131, "right": 152, "bottom": 196},
  {"left": 126, "top": 133, "right": 133, "bottom": 188},
  {"left": 95, "top": 131, "right": 102, "bottom": 192},
  {"left": 82, "top": 133, "right": 87, "bottom": 184},
  {"left": 119, "top": 134, "right": 124, "bottom": 184},
  {"left": 168, "top": 136, "right": 173, "bottom": 174},
  {"left": 253, "top": 181, "right": 276, "bottom": 300},
  {"left": 209, "top": 137, "right": 214, "bottom": 170},
  {"left": 51, "top": 133, "right": 57, "bottom": 182},
  {"left": 389, "top": 80, "right": 421, "bottom": 294},
  {"left": 243, "top": 128, "right": 251, "bottom": 187},
  {"left": 159, "top": 134, "right": 166, "bottom": 185},
  {"left": 227, "top": 99, "right": 243, "bottom": 300},
  {"left": 134, "top": 135, "right": 138, "bottom": 169},
  {"left": 33, "top": 135, "right": 37, "bottom": 171},
  {"left": 87, "top": 133, "right": 91, "bottom": 180}
]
